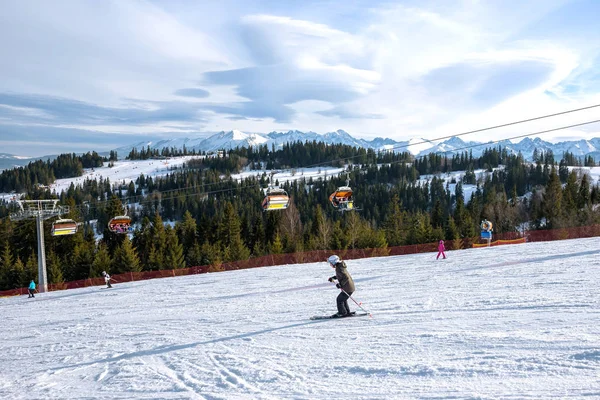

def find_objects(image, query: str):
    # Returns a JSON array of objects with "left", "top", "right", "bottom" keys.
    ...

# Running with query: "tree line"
[{"left": 0, "top": 142, "right": 599, "bottom": 290}]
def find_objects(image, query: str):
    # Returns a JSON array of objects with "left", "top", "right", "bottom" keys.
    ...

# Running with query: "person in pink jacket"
[{"left": 436, "top": 240, "right": 446, "bottom": 259}]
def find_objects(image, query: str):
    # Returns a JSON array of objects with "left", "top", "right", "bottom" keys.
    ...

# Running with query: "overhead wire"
[{"left": 296, "top": 103, "right": 600, "bottom": 169}]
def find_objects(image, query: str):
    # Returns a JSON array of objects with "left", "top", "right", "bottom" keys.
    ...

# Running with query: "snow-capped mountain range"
[
  {"left": 115, "top": 129, "right": 600, "bottom": 162},
  {"left": 2, "top": 130, "right": 600, "bottom": 171}
]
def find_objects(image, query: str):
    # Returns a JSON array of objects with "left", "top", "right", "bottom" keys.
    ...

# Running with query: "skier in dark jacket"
[{"left": 327, "top": 255, "right": 355, "bottom": 317}]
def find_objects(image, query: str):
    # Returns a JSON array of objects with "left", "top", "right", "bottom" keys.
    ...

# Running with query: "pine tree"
[
  {"left": 384, "top": 193, "right": 405, "bottom": 246},
  {"left": 186, "top": 241, "right": 203, "bottom": 267},
  {"left": 460, "top": 214, "right": 476, "bottom": 247},
  {"left": 542, "top": 167, "right": 563, "bottom": 229},
  {"left": 10, "top": 257, "right": 25, "bottom": 289},
  {"left": 149, "top": 212, "right": 167, "bottom": 269},
  {"left": 562, "top": 171, "right": 578, "bottom": 225},
  {"left": 113, "top": 236, "right": 141, "bottom": 274},
  {"left": 70, "top": 241, "right": 95, "bottom": 281},
  {"left": 91, "top": 243, "right": 112, "bottom": 277},
  {"left": 345, "top": 210, "right": 362, "bottom": 249},
  {"left": 446, "top": 216, "right": 461, "bottom": 250},
  {"left": 219, "top": 203, "right": 250, "bottom": 262},
  {"left": 314, "top": 205, "right": 331, "bottom": 250},
  {"left": 270, "top": 233, "right": 284, "bottom": 254},
  {"left": 147, "top": 244, "right": 163, "bottom": 271},
  {"left": 164, "top": 227, "right": 185, "bottom": 269},
  {"left": 431, "top": 199, "right": 444, "bottom": 228},
  {"left": 578, "top": 174, "right": 591, "bottom": 209},
  {"left": 177, "top": 210, "right": 197, "bottom": 252},
  {"left": 200, "top": 241, "right": 222, "bottom": 269},
  {"left": 132, "top": 216, "right": 153, "bottom": 267},
  {"left": 46, "top": 250, "right": 65, "bottom": 286},
  {"left": 558, "top": 159, "right": 569, "bottom": 183},
  {"left": 24, "top": 253, "right": 37, "bottom": 284},
  {"left": 249, "top": 216, "right": 266, "bottom": 256},
  {"left": 0, "top": 242, "right": 14, "bottom": 290}
]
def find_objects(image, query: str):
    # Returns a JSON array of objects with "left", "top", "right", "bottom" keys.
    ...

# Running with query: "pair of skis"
[
  {"left": 310, "top": 311, "right": 370, "bottom": 320},
  {"left": 311, "top": 282, "right": 372, "bottom": 320}
]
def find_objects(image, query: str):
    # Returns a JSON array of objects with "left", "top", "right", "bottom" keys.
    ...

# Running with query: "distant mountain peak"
[
  {"left": 231, "top": 129, "right": 247, "bottom": 140},
  {"left": 111, "top": 130, "right": 600, "bottom": 164}
]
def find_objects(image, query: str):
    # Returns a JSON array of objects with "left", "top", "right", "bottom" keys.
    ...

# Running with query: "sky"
[
  {"left": 2, "top": 0, "right": 600, "bottom": 156},
  {"left": 1, "top": 236, "right": 599, "bottom": 398}
]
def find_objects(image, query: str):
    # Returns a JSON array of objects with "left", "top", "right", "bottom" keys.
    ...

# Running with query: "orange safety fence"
[
  {"left": 2, "top": 224, "right": 599, "bottom": 298},
  {"left": 473, "top": 237, "right": 527, "bottom": 248}
]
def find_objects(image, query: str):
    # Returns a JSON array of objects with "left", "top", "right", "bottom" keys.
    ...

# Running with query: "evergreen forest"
[{"left": 0, "top": 141, "right": 599, "bottom": 291}]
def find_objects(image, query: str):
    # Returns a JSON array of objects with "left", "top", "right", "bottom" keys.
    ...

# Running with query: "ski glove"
[
  {"left": 328, "top": 276, "right": 336, "bottom": 282},
  {"left": 336, "top": 283, "right": 341, "bottom": 289}
]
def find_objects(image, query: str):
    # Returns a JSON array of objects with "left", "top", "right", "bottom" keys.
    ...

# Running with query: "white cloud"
[{"left": 1, "top": 0, "right": 600, "bottom": 156}]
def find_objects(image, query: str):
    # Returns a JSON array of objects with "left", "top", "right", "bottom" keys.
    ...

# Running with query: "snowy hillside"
[
  {"left": 48, "top": 156, "right": 200, "bottom": 194},
  {"left": 46, "top": 157, "right": 347, "bottom": 195},
  {"left": 3, "top": 156, "right": 599, "bottom": 201},
  {"left": 1, "top": 237, "right": 599, "bottom": 398}
]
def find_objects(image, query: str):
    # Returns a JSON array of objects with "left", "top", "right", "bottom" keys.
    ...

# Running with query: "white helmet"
[{"left": 328, "top": 255, "right": 340, "bottom": 265}]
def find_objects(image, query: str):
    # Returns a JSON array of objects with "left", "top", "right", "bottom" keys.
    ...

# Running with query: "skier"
[
  {"left": 28, "top": 280, "right": 36, "bottom": 298},
  {"left": 436, "top": 240, "right": 446, "bottom": 259},
  {"left": 102, "top": 271, "right": 113, "bottom": 288},
  {"left": 327, "top": 255, "right": 355, "bottom": 317}
]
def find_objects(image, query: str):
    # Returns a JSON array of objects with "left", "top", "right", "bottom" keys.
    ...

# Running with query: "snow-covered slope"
[
  {"left": 48, "top": 156, "right": 199, "bottom": 193},
  {"left": 1, "top": 237, "right": 599, "bottom": 398}
]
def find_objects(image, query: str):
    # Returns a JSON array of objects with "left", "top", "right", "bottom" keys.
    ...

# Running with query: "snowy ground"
[
  {"left": 418, "top": 168, "right": 503, "bottom": 203},
  {"left": 0, "top": 157, "right": 347, "bottom": 200},
  {"left": 1, "top": 237, "right": 600, "bottom": 399},
  {"left": 569, "top": 166, "right": 600, "bottom": 183},
  {"left": 49, "top": 156, "right": 199, "bottom": 194},
  {"left": 231, "top": 166, "right": 347, "bottom": 189}
]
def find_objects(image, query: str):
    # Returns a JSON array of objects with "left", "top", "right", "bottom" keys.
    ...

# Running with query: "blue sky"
[{"left": 1, "top": 0, "right": 600, "bottom": 156}]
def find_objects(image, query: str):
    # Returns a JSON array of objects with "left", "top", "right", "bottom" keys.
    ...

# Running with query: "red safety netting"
[{"left": 2, "top": 224, "right": 599, "bottom": 298}]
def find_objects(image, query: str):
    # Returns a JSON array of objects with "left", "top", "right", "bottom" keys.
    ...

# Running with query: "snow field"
[{"left": 0, "top": 237, "right": 599, "bottom": 399}]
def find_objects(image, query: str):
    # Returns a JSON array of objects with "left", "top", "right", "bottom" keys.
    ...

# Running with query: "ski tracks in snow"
[
  {"left": 204, "top": 343, "right": 306, "bottom": 399},
  {"left": 141, "top": 356, "right": 209, "bottom": 399}
]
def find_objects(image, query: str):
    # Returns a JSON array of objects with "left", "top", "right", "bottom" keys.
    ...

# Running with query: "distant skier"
[
  {"left": 28, "top": 280, "right": 36, "bottom": 298},
  {"left": 327, "top": 255, "right": 355, "bottom": 317},
  {"left": 102, "top": 271, "right": 113, "bottom": 288},
  {"left": 437, "top": 240, "right": 446, "bottom": 260}
]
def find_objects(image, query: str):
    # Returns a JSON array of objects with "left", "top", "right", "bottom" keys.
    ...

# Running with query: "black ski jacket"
[{"left": 333, "top": 261, "right": 355, "bottom": 294}]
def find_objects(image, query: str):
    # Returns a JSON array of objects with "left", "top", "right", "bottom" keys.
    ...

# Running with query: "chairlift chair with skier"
[
  {"left": 329, "top": 178, "right": 355, "bottom": 212},
  {"left": 108, "top": 207, "right": 132, "bottom": 234}
]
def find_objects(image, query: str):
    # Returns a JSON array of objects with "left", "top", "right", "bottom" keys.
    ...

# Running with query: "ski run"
[{"left": 1, "top": 237, "right": 599, "bottom": 399}]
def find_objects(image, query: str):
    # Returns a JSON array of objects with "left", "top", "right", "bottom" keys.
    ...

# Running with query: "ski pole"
[{"left": 330, "top": 281, "right": 372, "bottom": 316}]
